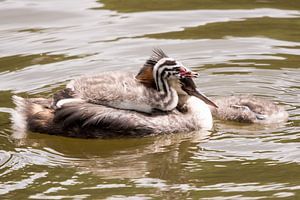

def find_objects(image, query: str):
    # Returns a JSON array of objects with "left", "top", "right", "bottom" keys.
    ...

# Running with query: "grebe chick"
[
  {"left": 209, "top": 95, "right": 288, "bottom": 124},
  {"left": 53, "top": 49, "right": 198, "bottom": 114}
]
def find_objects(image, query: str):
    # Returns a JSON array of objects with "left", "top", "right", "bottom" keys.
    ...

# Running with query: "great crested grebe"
[
  {"left": 209, "top": 95, "right": 288, "bottom": 124},
  {"left": 11, "top": 49, "right": 217, "bottom": 138}
]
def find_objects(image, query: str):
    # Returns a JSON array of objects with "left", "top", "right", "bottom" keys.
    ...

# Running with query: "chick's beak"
[{"left": 180, "top": 77, "right": 218, "bottom": 108}]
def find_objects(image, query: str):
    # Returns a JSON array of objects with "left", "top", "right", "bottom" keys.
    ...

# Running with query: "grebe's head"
[
  {"left": 135, "top": 49, "right": 217, "bottom": 108},
  {"left": 136, "top": 48, "right": 198, "bottom": 89},
  {"left": 153, "top": 57, "right": 198, "bottom": 80}
]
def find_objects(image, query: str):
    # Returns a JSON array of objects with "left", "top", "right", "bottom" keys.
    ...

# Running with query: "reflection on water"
[{"left": 0, "top": 0, "right": 299, "bottom": 199}]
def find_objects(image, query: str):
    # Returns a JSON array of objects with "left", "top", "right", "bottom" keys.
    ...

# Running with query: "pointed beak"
[
  {"left": 189, "top": 88, "right": 218, "bottom": 108},
  {"left": 180, "top": 77, "right": 218, "bottom": 108}
]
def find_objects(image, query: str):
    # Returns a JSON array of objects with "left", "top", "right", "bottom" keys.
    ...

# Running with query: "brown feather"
[
  {"left": 135, "top": 48, "right": 169, "bottom": 89},
  {"left": 135, "top": 65, "right": 156, "bottom": 89}
]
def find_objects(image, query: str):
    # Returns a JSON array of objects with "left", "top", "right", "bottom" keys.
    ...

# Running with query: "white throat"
[{"left": 187, "top": 96, "right": 213, "bottom": 130}]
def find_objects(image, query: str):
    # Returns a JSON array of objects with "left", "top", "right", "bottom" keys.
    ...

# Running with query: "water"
[{"left": 0, "top": 0, "right": 299, "bottom": 199}]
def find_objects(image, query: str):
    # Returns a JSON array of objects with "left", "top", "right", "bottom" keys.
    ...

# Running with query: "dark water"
[{"left": 0, "top": 0, "right": 300, "bottom": 199}]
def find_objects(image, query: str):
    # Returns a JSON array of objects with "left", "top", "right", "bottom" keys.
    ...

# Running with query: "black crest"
[{"left": 146, "top": 48, "right": 169, "bottom": 66}]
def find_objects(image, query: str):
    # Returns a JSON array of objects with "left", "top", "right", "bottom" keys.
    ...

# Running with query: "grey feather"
[
  {"left": 210, "top": 95, "right": 288, "bottom": 123},
  {"left": 12, "top": 95, "right": 204, "bottom": 138},
  {"left": 63, "top": 72, "right": 179, "bottom": 113},
  {"left": 53, "top": 100, "right": 200, "bottom": 137}
]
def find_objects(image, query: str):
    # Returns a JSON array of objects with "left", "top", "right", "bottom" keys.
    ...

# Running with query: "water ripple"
[
  {"left": 195, "top": 136, "right": 300, "bottom": 163},
  {"left": 0, "top": 147, "right": 79, "bottom": 177},
  {"left": 0, "top": 172, "right": 48, "bottom": 195}
]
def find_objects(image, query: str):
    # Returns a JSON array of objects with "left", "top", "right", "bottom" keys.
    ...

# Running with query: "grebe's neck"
[
  {"left": 187, "top": 96, "right": 213, "bottom": 130},
  {"left": 152, "top": 58, "right": 180, "bottom": 111}
]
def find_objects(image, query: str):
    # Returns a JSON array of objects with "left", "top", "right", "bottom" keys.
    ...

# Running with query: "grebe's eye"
[{"left": 173, "top": 66, "right": 181, "bottom": 71}]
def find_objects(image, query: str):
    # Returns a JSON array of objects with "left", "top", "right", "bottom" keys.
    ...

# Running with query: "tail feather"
[
  {"left": 11, "top": 95, "right": 28, "bottom": 139},
  {"left": 11, "top": 95, "right": 56, "bottom": 139}
]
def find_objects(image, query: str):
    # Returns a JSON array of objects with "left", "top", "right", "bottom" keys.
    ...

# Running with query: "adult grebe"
[
  {"left": 11, "top": 50, "right": 217, "bottom": 138},
  {"left": 12, "top": 94, "right": 213, "bottom": 138}
]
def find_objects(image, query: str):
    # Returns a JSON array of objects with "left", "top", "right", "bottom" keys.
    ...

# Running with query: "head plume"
[{"left": 146, "top": 48, "right": 169, "bottom": 66}]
